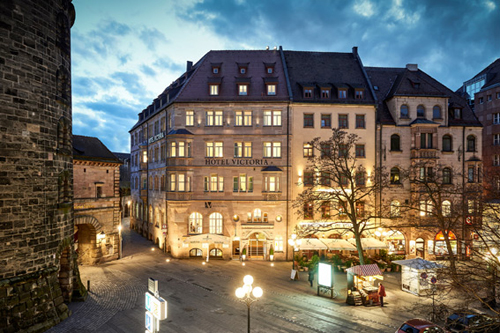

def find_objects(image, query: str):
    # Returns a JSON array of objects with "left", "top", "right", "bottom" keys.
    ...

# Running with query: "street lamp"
[
  {"left": 235, "top": 275, "right": 263, "bottom": 333},
  {"left": 288, "top": 234, "right": 301, "bottom": 270}
]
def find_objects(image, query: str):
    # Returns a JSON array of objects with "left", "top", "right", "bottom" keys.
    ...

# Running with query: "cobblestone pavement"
[{"left": 46, "top": 218, "right": 450, "bottom": 333}]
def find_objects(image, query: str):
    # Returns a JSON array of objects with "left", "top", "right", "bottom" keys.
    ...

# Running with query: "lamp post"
[
  {"left": 235, "top": 275, "right": 263, "bottom": 333},
  {"left": 288, "top": 234, "right": 301, "bottom": 270},
  {"left": 118, "top": 225, "right": 122, "bottom": 259}
]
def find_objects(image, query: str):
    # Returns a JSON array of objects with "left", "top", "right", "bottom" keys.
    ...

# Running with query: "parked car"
[
  {"left": 397, "top": 318, "right": 448, "bottom": 333},
  {"left": 445, "top": 313, "right": 500, "bottom": 333}
]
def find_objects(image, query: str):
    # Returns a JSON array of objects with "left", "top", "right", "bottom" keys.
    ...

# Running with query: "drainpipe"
[{"left": 462, "top": 126, "right": 466, "bottom": 260}]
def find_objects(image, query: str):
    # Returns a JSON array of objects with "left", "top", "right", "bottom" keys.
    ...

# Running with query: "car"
[
  {"left": 445, "top": 313, "right": 500, "bottom": 333},
  {"left": 396, "top": 318, "right": 448, "bottom": 333}
]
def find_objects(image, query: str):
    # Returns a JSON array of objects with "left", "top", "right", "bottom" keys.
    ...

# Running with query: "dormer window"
[
  {"left": 355, "top": 89, "right": 364, "bottom": 99},
  {"left": 210, "top": 84, "right": 219, "bottom": 96},
  {"left": 454, "top": 108, "right": 461, "bottom": 119},
  {"left": 267, "top": 67, "right": 273, "bottom": 74},
  {"left": 267, "top": 84, "right": 276, "bottom": 95},
  {"left": 417, "top": 105, "right": 425, "bottom": 118},
  {"left": 338, "top": 89, "right": 347, "bottom": 99},
  {"left": 321, "top": 88, "right": 331, "bottom": 99},
  {"left": 213, "top": 67, "right": 219, "bottom": 74},
  {"left": 304, "top": 88, "right": 313, "bottom": 98},
  {"left": 238, "top": 84, "right": 248, "bottom": 96},
  {"left": 240, "top": 67, "right": 246, "bottom": 74}
]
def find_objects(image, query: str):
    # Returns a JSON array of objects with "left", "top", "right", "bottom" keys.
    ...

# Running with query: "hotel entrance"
[{"left": 248, "top": 232, "right": 266, "bottom": 259}]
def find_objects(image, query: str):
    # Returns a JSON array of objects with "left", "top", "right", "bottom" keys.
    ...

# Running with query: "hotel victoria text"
[{"left": 129, "top": 47, "right": 482, "bottom": 261}]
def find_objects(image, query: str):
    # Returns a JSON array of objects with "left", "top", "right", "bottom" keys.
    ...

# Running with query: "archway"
[
  {"left": 248, "top": 232, "right": 266, "bottom": 259},
  {"left": 434, "top": 230, "right": 457, "bottom": 256},
  {"left": 74, "top": 215, "right": 102, "bottom": 265},
  {"left": 416, "top": 237, "right": 425, "bottom": 258}
]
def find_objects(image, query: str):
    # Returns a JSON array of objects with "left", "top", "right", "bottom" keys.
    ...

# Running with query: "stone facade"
[{"left": 0, "top": 1, "right": 86, "bottom": 332}]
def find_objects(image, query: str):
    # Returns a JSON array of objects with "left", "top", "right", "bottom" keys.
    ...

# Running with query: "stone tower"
[{"left": 0, "top": 0, "right": 85, "bottom": 332}]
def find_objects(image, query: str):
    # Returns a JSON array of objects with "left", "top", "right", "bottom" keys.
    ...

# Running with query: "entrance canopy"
[
  {"left": 299, "top": 238, "right": 328, "bottom": 250},
  {"left": 346, "top": 264, "right": 383, "bottom": 277},
  {"left": 392, "top": 258, "right": 444, "bottom": 270},
  {"left": 322, "top": 238, "right": 357, "bottom": 251},
  {"left": 349, "top": 238, "right": 388, "bottom": 250}
]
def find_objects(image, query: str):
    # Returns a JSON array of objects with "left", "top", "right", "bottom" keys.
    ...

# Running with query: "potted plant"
[
  {"left": 241, "top": 247, "right": 246, "bottom": 260},
  {"left": 269, "top": 245, "right": 274, "bottom": 261}
]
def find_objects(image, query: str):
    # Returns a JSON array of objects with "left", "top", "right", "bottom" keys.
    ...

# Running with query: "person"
[
  {"left": 308, "top": 268, "right": 315, "bottom": 287},
  {"left": 378, "top": 282, "right": 386, "bottom": 307}
]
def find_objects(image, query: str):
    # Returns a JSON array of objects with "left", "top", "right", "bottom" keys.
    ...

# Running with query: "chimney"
[
  {"left": 352, "top": 46, "right": 358, "bottom": 56},
  {"left": 406, "top": 64, "right": 418, "bottom": 71},
  {"left": 186, "top": 61, "right": 193, "bottom": 71}
]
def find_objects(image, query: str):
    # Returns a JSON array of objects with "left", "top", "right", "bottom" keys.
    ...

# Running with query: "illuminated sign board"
[
  {"left": 145, "top": 311, "right": 156, "bottom": 332},
  {"left": 145, "top": 292, "right": 167, "bottom": 320},
  {"left": 318, "top": 263, "right": 333, "bottom": 288}
]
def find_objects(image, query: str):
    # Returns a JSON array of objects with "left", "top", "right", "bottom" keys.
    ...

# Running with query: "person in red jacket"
[{"left": 378, "top": 282, "right": 386, "bottom": 307}]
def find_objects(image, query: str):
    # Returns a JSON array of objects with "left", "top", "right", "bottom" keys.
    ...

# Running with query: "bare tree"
[{"left": 293, "top": 129, "right": 389, "bottom": 265}]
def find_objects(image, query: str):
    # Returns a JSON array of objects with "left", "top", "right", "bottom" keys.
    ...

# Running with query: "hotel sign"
[
  {"left": 148, "top": 131, "right": 165, "bottom": 144},
  {"left": 205, "top": 158, "right": 269, "bottom": 166}
]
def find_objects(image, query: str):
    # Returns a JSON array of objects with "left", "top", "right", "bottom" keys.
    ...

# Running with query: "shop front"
[
  {"left": 385, "top": 230, "right": 406, "bottom": 255},
  {"left": 346, "top": 264, "right": 384, "bottom": 306},
  {"left": 434, "top": 230, "right": 457, "bottom": 258},
  {"left": 182, "top": 233, "right": 231, "bottom": 260}
]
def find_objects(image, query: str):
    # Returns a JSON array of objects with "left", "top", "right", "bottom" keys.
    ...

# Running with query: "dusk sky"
[{"left": 71, "top": 0, "right": 499, "bottom": 153}]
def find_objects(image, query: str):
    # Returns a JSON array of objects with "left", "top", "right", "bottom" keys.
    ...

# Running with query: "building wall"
[{"left": 0, "top": 1, "right": 85, "bottom": 331}]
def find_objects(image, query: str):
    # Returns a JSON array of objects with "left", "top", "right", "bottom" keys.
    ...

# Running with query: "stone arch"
[
  {"left": 75, "top": 215, "right": 103, "bottom": 232},
  {"left": 74, "top": 215, "right": 103, "bottom": 265}
]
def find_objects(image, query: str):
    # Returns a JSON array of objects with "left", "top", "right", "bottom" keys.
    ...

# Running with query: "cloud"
[{"left": 139, "top": 27, "right": 169, "bottom": 51}]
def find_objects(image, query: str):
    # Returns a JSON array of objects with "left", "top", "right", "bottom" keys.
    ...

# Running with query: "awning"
[
  {"left": 299, "top": 238, "right": 328, "bottom": 250},
  {"left": 349, "top": 237, "right": 388, "bottom": 250},
  {"left": 183, "top": 234, "right": 229, "bottom": 244},
  {"left": 321, "top": 238, "right": 357, "bottom": 251},
  {"left": 346, "top": 264, "right": 383, "bottom": 277},
  {"left": 392, "top": 258, "right": 444, "bottom": 270}
]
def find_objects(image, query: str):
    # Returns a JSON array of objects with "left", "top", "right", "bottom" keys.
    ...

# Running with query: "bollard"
[{"left": 87, "top": 280, "right": 90, "bottom": 292}]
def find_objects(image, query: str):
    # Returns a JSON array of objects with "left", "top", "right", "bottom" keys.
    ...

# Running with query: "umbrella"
[
  {"left": 298, "top": 238, "right": 328, "bottom": 250},
  {"left": 322, "top": 238, "right": 357, "bottom": 251},
  {"left": 349, "top": 237, "right": 388, "bottom": 250}
]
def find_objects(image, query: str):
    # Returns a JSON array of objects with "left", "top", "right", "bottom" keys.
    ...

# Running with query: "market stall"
[
  {"left": 392, "top": 258, "right": 444, "bottom": 296},
  {"left": 346, "top": 264, "right": 383, "bottom": 306}
]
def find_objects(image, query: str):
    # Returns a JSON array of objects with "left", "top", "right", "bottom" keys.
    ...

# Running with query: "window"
[
  {"left": 266, "top": 67, "right": 273, "bottom": 74},
  {"left": 338, "top": 200, "right": 347, "bottom": 218},
  {"left": 264, "top": 176, "right": 280, "bottom": 192},
  {"left": 453, "top": 108, "right": 461, "bottom": 119},
  {"left": 479, "top": 97, "right": 484, "bottom": 104},
  {"left": 467, "top": 135, "right": 476, "bottom": 151},
  {"left": 212, "top": 66, "right": 219, "bottom": 74},
  {"left": 495, "top": 134, "right": 500, "bottom": 146},
  {"left": 400, "top": 105, "right": 409, "bottom": 118},
  {"left": 239, "top": 67, "right": 246, "bottom": 74},
  {"left": 419, "top": 200, "right": 433, "bottom": 217},
  {"left": 321, "top": 201, "right": 330, "bottom": 218},
  {"left": 321, "top": 89, "right": 330, "bottom": 98},
  {"left": 204, "top": 174, "right": 223, "bottom": 192},
  {"left": 304, "top": 172, "right": 314, "bottom": 186},
  {"left": 417, "top": 105, "right": 425, "bottom": 118},
  {"left": 235, "top": 111, "right": 243, "bottom": 126},
  {"left": 243, "top": 111, "right": 252, "bottom": 126},
  {"left": 96, "top": 185, "right": 103, "bottom": 198},
  {"left": 338, "top": 114, "right": 348, "bottom": 129},
  {"left": 303, "top": 143, "right": 313, "bottom": 157},
  {"left": 320, "top": 172, "right": 330, "bottom": 186},
  {"left": 304, "top": 88, "right": 313, "bottom": 98},
  {"left": 238, "top": 85, "right": 248, "bottom": 96},
  {"left": 273, "top": 111, "right": 281, "bottom": 126},
  {"left": 321, "top": 114, "right": 331, "bottom": 128},
  {"left": 206, "top": 111, "right": 214, "bottom": 126},
  {"left": 442, "top": 200, "right": 451, "bottom": 217},
  {"left": 391, "top": 134, "right": 401, "bottom": 151},
  {"left": 433, "top": 105, "right": 441, "bottom": 119},
  {"left": 253, "top": 209, "right": 261, "bottom": 222},
  {"left": 142, "top": 151, "right": 148, "bottom": 163},
  {"left": 442, "top": 168, "right": 452, "bottom": 184},
  {"left": 244, "top": 142, "right": 252, "bottom": 157},
  {"left": 304, "top": 202, "right": 313, "bottom": 220},
  {"left": 338, "top": 144, "right": 347, "bottom": 157},
  {"left": 390, "top": 167, "right": 400, "bottom": 184},
  {"left": 234, "top": 142, "right": 252, "bottom": 158},
  {"left": 356, "top": 115, "right": 365, "bottom": 129},
  {"left": 263, "top": 142, "right": 281, "bottom": 158},
  {"left": 468, "top": 166, "right": 474, "bottom": 182},
  {"left": 419, "top": 167, "right": 434, "bottom": 181},
  {"left": 355, "top": 172, "right": 365, "bottom": 186},
  {"left": 170, "top": 142, "right": 177, "bottom": 157},
  {"left": 214, "top": 111, "right": 223, "bottom": 126},
  {"left": 304, "top": 114, "right": 314, "bottom": 128},
  {"left": 233, "top": 174, "right": 253, "bottom": 192},
  {"left": 177, "top": 142, "right": 185, "bottom": 157},
  {"left": 263, "top": 111, "right": 272, "bottom": 126},
  {"left": 338, "top": 89, "right": 347, "bottom": 99},
  {"left": 178, "top": 174, "right": 186, "bottom": 192},
  {"left": 274, "top": 235, "right": 283, "bottom": 252},
  {"left": 263, "top": 110, "right": 281, "bottom": 126},
  {"left": 494, "top": 155, "right": 500, "bottom": 166},
  {"left": 263, "top": 142, "right": 272, "bottom": 158},
  {"left": 340, "top": 173, "right": 348, "bottom": 185},
  {"left": 390, "top": 201, "right": 400, "bottom": 217},
  {"left": 355, "top": 144, "right": 365, "bottom": 158},
  {"left": 209, "top": 84, "right": 219, "bottom": 95},
  {"left": 214, "top": 142, "right": 223, "bottom": 157},
  {"left": 189, "top": 212, "right": 203, "bottom": 233},
  {"left": 442, "top": 135, "right": 452, "bottom": 152},
  {"left": 267, "top": 84, "right": 276, "bottom": 95},
  {"left": 169, "top": 173, "right": 176, "bottom": 191},
  {"left": 356, "top": 202, "right": 365, "bottom": 217},
  {"left": 494, "top": 113, "right": 500, "bottom": 124},
  {"left": 355, "top": 90, "right": 364, "bottom": 99},
  {"left": 321, "top": 143, "right": 332, "bottom": 157},
  {"left": 206, "top": 142, "right": 214, "bottom": 157},
  {"left": 420, "top": 133, "right": 433, "bottom": 149},
  {"left": 209, "top": 212, "right": 223, "bottom": 234}
]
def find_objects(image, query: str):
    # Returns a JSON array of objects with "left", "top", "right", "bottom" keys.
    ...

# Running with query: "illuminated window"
[
  {"left": 390, "top": 167, "right": 400, "bottom": 184},
  {"left": 238, "top": 85, "right": 248, "bottom": 96},
  {"left": 442, "top": 200, "right": 451, "bottom": 217},
  {"left": 209, "top": 213, "right": 223, "bottom": 234},
  {"left": 214, "top": 111, "right": 223, "bottom": 126},
  {"left": 214, "top": 142, "right": 223, "bottom": 157},
  {"left": 390, "top": 201, "right": 400, "bottom": 217},
  {"left": 303, "top": 143, "right": 313, "bottom": 157},
  {"left": 209, "top": 84, "right": 219, "bottom": 96},
  {"left": 267, "top": 84, "right": 276, "bottom": 95},
  {"left": 274, "top": 235, "right": 283, "bottom": 251},
  {"left": 206, "top": 111, "right": 214, "bottom": 126},
  {"left": 304, "top": 202, "right": 313, "bottom": 220}
]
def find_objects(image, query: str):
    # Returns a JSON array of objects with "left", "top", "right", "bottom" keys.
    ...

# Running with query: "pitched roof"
[
  {"left": 366, "top": 66, "right": 482, "bottom": 127},
  {"left": 73, "top": 135, "right": 122, "bottom": 164},
  {"left": 467, "top": 58, "right": 500, "bottom": 91},
  {"left": 175, "top": 49, "right": 289, "bottom": 102},
  {"left": 283, "top": 50, "right": 375, "bottom": 104}
]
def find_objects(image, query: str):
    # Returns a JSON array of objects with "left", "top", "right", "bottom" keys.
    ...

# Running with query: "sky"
[{"left": 71, "top": 0, "right": 499, "bottom": 153}]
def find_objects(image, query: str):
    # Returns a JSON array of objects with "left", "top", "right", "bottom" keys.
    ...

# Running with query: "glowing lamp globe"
[
  {"left": 235, "top": 287, "right": 245, "bottom": 299},
  {"left": 252, "top": 287, "right": 263, "bottom": 298}
]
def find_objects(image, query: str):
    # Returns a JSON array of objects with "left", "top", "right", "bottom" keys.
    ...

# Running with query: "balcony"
[{"left": 411, "top": 149, "right": 439, "bottom": 159}]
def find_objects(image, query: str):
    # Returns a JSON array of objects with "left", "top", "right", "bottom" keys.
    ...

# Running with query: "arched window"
[
  {"left": 442, "top": 135, "right": 452, "bottom": 152},
  {"left": 390, "top": 167, "right": 400, "bottom": 184},
  {"left": 390, "top": 200, "right": 401, "bottom": 217},
  {"left": 209, "top": 248, "right": 223, "bottom": 257},
  {"left": 400, "top": 105, "right": 409, "bottom": 118},
  {"left": 253, "top": 209, "right": 262, "bottom": 222},
  {"left": 390, "top": 134, "right": 401, "bottom": 151},
  {"left": 442, "top": 168, "right": 452, "bottom": 184},
  {"left": 209, "top": 212, "right": 223, "bottom": 234},
  {"left": 189, "top": 212, "right": 202, "bottom": 234},
  {"left": 442, "top": 200, "right": 451, "bottom": 217},
  {"left": 189, "top": 248, "right": 203, "bottom": 257},
  {"left": 417, "top": 105, "right": 425, "bottom": 118},
  {"left": 263, "top": 213, "right": 268, "bottom": 223},
  {"left": 149, "top": 205, "right": 153, "bottom": 223},
  {"left": 433, "top": 105, "right": 441, "bottom": 119},
  {"left": 467, "top": 135, "right": 476, "bottom": 152}
]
